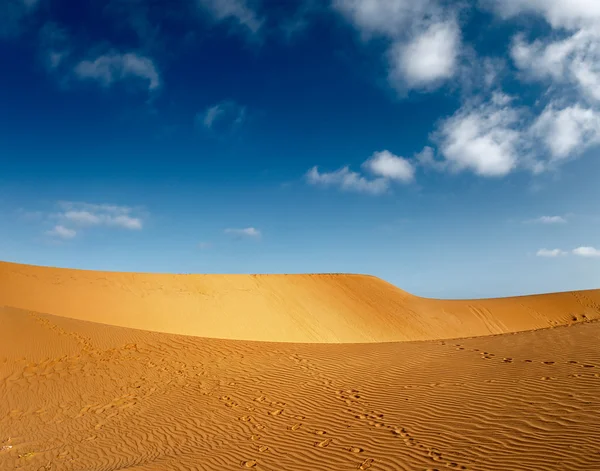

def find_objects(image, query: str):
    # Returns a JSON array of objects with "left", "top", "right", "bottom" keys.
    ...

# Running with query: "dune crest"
[{"left": 1, "top": 260, "right": 599, "bottom": 342}]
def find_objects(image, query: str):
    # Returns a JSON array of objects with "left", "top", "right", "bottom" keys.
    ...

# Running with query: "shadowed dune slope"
[
  {"left": 1, "top": 260, "right": 600, "bottom": 342},
  {"left": 1, "top": 306, "right": 600, "bottom": 471}
]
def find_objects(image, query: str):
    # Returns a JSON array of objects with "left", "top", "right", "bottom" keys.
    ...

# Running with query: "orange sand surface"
[
  {"left": 1, "top": 261, "right": 600, "bottom": 470},
  {"left": 2, "top": 260, "right": 600, "bottom": 342}
]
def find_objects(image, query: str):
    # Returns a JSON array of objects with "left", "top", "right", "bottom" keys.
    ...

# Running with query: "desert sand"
[
  {"left": 1, "top": 261, "right": 600, "bottom": 470},
  {"left": 2, "top": 260, "right": 600, "bottom": 342}
]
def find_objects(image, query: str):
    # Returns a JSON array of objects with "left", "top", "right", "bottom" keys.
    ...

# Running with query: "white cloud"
[
  {"left": 436, "top": 93, "right": 523, "bottom": 176},
  {"left": 485, "top": 0, "right": 600, "bottom": 30},
  {"left": 361, "top": 150, "right": 415, "bottom": 183},
  {"left": 46, "top": 225, "right": 77, "bottom": 239},
  {"left": 431, "top": 92, "right": 600, "bottom": 176},
  {"left": 415, "top": 146, "right": 447, "bottom": 170},
  {"left": 573, "top": 246, "right": 600, "bottom": 257},
  {"left": 391, "top": 20, "right": 460, "bottom": 89},
  {"left": 532, "top": 216, "right": 567, "bottom": 224},
  {"left": 198, "top": 241, "right": 212, "bottom": 249},
  {"left": 421, "top": 2, "right": 600, "bottom": 178},
  {"left": 197, "top": 0, "right": 263, "bottom": 33},
  {"left": 332, "top": 0, "right": 461, "bottom": 93},
  {"left": 530, "top": 104, "right": 600, "bottom": 161},
  {"left": 306, "top": 166, "right": 389, "bottom": 195},
  {"left": 333, "top": 0, "right": 433, "bottom": 38},
  {"left": 224, "top": 227, "right": 261, "bottom": 238},
  {"left": 512, "top": 29, "right": 600, "bottom": 103},
  {"left": 307, "top": 149, "right": 416, "bottom": 195},
  {"left": 536, "top": 248, "right": 567, "bottom": 257},
  {"left": 74, "top": 52, "right": 160, "bottom": 91}
]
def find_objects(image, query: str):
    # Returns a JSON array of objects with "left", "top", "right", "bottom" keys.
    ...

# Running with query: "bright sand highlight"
[
  {"left": 1, "top": 260, "right": 600, "bottom": 342},
  {"left": 1, "top": 261, "right": 600, "bottom": 470}
]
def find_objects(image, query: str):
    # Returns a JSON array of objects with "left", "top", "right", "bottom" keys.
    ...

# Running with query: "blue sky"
[{"left": 1, "top": 0, "right": 599, "bottom": 298}]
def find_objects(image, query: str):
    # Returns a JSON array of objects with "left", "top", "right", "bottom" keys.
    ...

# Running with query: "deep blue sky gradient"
[{"left": 1, "top": 0, "right": 599, "bottom": 298}]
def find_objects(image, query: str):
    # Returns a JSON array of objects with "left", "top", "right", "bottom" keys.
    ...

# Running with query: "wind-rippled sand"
[{"left": 1, "top": 261, "right": 600, "bottom": 470}]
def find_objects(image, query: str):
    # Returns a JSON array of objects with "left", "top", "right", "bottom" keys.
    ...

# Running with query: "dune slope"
[
  {"left": 1, "top": 306, "right": 600, "bottom": 471},
  {"left": 1, "top": 260, "right": 600, "bottom": 342}
]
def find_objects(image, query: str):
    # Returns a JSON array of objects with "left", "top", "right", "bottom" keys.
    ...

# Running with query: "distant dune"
[{"left": 1, "top": 260, "right": 600, "bottom": 342}]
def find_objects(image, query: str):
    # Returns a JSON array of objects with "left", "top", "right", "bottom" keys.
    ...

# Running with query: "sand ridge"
[{"left": 1, "top": 260, "right": 600, "bottom": 342}]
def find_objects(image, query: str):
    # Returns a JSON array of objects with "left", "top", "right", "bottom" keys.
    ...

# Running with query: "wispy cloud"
[
  {"left": 198, "top": 100, "right": 246, "bottom": 134},
  {"left": 57, "top": 202, "right": 143, "bottom": 230},
  {"left": 573, "top": 246, "right": 600, "bottom": 257},
  {"left": 530, "top": 216, "right": 567, "bottom": 224},
  {"left": 535, "top": 246, "right": 600, "bottom": 257},
  {"left": 0, "top": 0, "right": 40, "bottom": 38},
  {"left": 28, "top": 201, "right": 146, "bottom": 240},
  {"left": 196, "top": 0, "right": 263, "bottom": 34},
  {"left": 306, "top": 150, "right": 414, "bottom": 195},
  {"left": 198, "top": 241, "right": 213, "bottom": 249},
  {"left": 536, "top": 248, "right": 567, "bottom": 257},
  {"left": 74, "top": 52, "right": 160, "bottom": 91},
  {"left": 224, "top": 227, "right": 261, "bottom": 238},
  {"left": 46, "top": 225, "right": 77, "bottom": 239}
]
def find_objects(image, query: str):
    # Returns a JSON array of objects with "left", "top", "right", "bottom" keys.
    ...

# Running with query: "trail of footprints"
[
  {"left": 451, "top": 342, "right": 599, "bottom": 381},
  {"left": 335, "top": 389, "right": 470, "bottom": 470},
  {"left": 228, "top": 353, "right": 381, "bottom": 469},
  {"left": 289, "top": 353, "right": 470, "bottom": 470}
]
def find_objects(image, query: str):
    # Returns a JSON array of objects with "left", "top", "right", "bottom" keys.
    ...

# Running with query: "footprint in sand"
[
  {"left": 358, "top": 458, "right": 374, "bottom": 469},
  {"left": 543, "top": 361, "right": 555, "bottom": 365},
  {"left": 314, "top": 438, "right": 332, "bottom": 448},
  {"left": 288, "top": 423, "right": 302, "bottom": 431},
  {"left": 257, "top": 445, "right": 269, "bottom": 453},
  {"left": 269, "top": 409, "right": 283, "bottom": 417},
  {"left": 241, "top": 459, "right": 258, "bottom": 468},
  {"left": 348, "top": 446, "right": 364, "bottom": 453},
  {"left": 315, "top": 430, "right": 327, "bottom": 435}
]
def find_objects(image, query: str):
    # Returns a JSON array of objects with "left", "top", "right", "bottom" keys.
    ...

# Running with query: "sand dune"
[
  {"left": 1, "top": 305, "right": 600, "bottom": 471},
  {"left": 2, "top": 261, "right": 600, "bottom": 470},
  {"left": 1, "top": 260, "right": 600, "bottom": 342}
]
